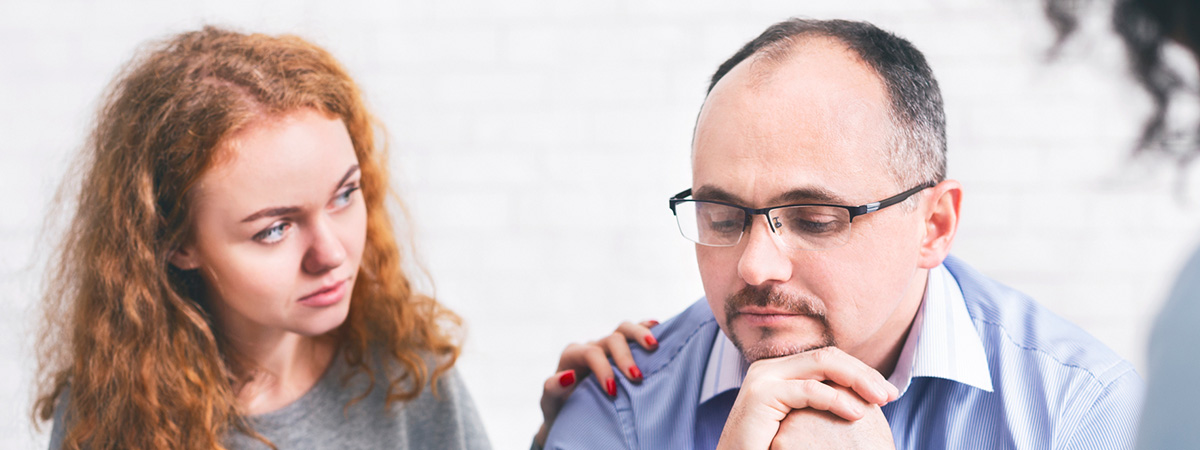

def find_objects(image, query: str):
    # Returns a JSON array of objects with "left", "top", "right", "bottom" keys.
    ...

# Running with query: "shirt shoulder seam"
[
  {"left": 973, "top": 316, "right": 1134, "bottom": 387},
  {"left": 643, "top": 315, "right": 717, "bottom": 378}
]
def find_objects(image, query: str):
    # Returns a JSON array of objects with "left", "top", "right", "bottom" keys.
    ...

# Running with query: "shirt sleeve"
[
  {"left": 1059, "top": 368, "right": 1143, "bottom": 450},
  {"left": 543, "top": 376, "right": 634, "bottom": 450}
]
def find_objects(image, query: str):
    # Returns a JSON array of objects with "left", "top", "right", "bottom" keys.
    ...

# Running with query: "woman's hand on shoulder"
[{"left": 533, "top": 319, "right": 659, "bottom": 448}]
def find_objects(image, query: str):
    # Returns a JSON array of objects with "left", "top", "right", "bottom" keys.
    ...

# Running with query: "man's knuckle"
[
  {"left": 808, "top": 347, "right": 833, "bottom": 363},
  {"left": 798, "top": 379, "right": 822, "bottom": 395}
]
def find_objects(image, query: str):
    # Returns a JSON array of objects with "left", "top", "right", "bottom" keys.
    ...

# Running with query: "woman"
[
  {"left": 33, "top": 26, "right": 488, "bottom": 449},
  {"left": 1047, "top": 0, "right": 1200, "bottom": 448}
]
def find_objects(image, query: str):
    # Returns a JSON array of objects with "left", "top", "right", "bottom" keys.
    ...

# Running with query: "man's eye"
[
  {"left": 776, "top": 208, "right": 848, "bottom": 235},
  {"left": 790, "top": 219, "right": 840, "bottom": 233},
  {"left": 783, "top": 216, "right": 845, "bottom": 234},
  {"left": 709, "top": 219, "right": 742, "bottom": 233}
]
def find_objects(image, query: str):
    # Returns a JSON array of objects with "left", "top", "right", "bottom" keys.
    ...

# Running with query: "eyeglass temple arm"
[
  {"left": 669, "top": 189, "right": 693, "bottom": 211},
  {"left": 847, "top": 182, "right": 936, "bottom": 220}
]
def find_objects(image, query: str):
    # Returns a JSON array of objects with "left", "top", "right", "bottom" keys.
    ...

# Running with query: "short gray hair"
[{"left": 707, "top": 18, "right": 947, "bottom": 189}]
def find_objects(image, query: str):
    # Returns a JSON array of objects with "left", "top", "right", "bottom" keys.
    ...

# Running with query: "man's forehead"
[
  {"left": 744, "top": 35, "right": 868, "bottom": 89},
  {"left": 708, "top": 39, "right": 886, "bottom": 114},
  {"left": 691, "top": 37, "right": 896, "bottom": 204}
]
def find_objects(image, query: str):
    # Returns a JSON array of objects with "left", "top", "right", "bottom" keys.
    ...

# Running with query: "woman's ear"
[
  {"left": 917, "top": 180, "right": 962, "bottom": 269},
  {"left": 168, "top": 244, "right": 202, "bottom": 270}
]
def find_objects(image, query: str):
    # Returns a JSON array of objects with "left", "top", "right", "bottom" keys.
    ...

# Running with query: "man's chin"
[
  {"left": 737, "top": 338, "right": 834, "bottom": 362},
  {"left": 728, "top": 324, "right": 836, "bottom": 362}
]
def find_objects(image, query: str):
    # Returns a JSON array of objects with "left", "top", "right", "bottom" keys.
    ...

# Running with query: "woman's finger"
[
  {"left": 616, "top": 321, "right": 659, "bottom": 350},
  {"left": 535, "top": 369, "right": 577, "bottom": 448},
  {"left": 602, "top": 332, "right": 643, "bottom": 383}
]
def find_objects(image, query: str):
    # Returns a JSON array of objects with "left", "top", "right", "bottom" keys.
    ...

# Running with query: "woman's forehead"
[{"left": 191, "top": 109, "right": 359, "bottom": 209}]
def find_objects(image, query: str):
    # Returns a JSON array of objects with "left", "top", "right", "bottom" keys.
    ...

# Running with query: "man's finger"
[
  {"left": 772, "top": 379, "right": 870, "bottom": 422},
  {"left": 752, "top": 347, "right": 896, "bottom": 406}
]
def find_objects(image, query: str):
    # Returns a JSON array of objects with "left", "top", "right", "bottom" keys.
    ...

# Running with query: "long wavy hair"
[{"left": 33, "top": 26, "right": 462, "bottom": 449}]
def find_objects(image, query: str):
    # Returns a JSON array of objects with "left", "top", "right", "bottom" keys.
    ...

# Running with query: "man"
[{"left": 542, "top": 18, "right": 1142, "bottom": 449}]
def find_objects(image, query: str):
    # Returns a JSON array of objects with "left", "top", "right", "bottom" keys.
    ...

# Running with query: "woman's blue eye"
[
  {"left": 254, "top": 222, "right": 290, "bottom": 243},
  {"left": 332, "top": 185, "right": 360, "bottom": 208}
]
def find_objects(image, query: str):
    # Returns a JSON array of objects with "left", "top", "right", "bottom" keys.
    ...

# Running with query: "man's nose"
[
  {"left": 737, "top": 215, "right": 792, "bottom": 286},
  {"left": 302, "top": 218, "right": 347, "bottom": 275}
]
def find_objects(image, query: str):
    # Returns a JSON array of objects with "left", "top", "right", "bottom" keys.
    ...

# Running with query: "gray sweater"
[{"left": 50, "top": 354, "right": 492, "bottom": 450}]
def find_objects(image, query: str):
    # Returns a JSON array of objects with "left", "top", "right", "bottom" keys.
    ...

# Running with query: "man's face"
[{"left": 693, "top": 38, "right": 929, "bottom": 367}]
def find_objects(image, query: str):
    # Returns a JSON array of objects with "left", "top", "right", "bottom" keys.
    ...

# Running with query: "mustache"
[{"left": 724, "top": 286, "right": 826, "bottom": 320}]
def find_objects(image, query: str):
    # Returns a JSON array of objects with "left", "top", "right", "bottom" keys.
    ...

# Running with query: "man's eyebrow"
[
  {"left": 692, "top": 185, "right": 744, "bottom": 204},
  {"left": 692, "top": 185, "right": 849, "bottom": 207},
  {"left": 772, "top": 187, "right": 848, "bottom": 205}
]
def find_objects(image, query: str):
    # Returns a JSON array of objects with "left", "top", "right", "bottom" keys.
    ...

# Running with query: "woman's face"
[{"left": 171, "top": 108, "right": 367, "bottom": 341}]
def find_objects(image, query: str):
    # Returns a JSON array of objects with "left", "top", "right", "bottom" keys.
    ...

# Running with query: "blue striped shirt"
[{"left": 544, "top": 256, "right": 1143, "bottom": 449}]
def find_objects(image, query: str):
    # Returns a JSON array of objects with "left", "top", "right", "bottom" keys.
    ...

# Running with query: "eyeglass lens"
[{"left": 674, "top": 202, "right": 853, "bottom": 250}]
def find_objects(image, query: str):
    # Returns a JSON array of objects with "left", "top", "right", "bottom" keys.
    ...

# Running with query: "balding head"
[{"left": 702, "top": 19, "right": 946, "bottom": 189}]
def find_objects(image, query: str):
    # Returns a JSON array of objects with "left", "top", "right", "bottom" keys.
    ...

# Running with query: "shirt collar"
[
  {"left": 699, "top": 327, "right": 749, "bottom": 403},
  {"left": 891, "top": 263, "right": 993, "bottom": 394},
  {"left": 698, "top": 263, "right": 993, "bottom": 405}
]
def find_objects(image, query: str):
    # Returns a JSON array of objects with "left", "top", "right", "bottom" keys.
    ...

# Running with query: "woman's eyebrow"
[
  {"left": 332, "top": 164, "right": 361, "bottom": 194},
  {"left": 242, "top": 206, "right": 302, "bottom": 223}
]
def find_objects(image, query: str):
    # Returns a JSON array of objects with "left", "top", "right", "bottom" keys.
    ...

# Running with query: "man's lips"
[
  {"left": 734, "top": 306, "right": 812, "bottom": 326},
  {"left": 737, "top": 306, "right": 801, "bottom": 316}
]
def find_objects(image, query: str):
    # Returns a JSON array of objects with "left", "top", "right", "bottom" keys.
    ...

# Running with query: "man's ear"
[
  {"left": 917, "top": 180, "right": 962, "bottom": 269},
  {"left": 168, "top": 244, "right": 202, "bottom": 271}
]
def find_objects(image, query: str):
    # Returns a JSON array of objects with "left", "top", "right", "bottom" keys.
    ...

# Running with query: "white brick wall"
[{"left": 4, "top": 1, "right": 1198, "bottom": 448}]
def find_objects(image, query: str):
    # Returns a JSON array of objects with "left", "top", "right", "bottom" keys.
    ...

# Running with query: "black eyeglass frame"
[{"left": 668, "top": 182, "right": 936, "bottom": 236}]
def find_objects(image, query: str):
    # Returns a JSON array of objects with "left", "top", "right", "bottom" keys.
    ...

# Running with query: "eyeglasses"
[{"left": 668, "top": 182, "right": 934, "bottom": 250}]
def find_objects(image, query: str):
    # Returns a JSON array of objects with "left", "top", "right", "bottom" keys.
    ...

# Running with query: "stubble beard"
[{"left": 723, "top": 285, "right": 837, "bottom": 362}]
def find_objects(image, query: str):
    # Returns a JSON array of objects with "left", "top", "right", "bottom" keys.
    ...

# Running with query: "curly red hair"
[{"left": 33, "top": 26, "right": 461, "bottom": 449}]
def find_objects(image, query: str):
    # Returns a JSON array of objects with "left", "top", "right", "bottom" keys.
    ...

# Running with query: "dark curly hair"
[{"left": 1046, "top": 0, "right": 1200, "bottom": 163}]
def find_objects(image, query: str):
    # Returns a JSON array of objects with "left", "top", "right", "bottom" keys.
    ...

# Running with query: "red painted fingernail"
[
  {"left": 648, "top": 320, "right": 660, "bottom": 327},
  {"left": 559, "top": 370, "right": 575, "bottom": 387},
  {"left": 630, "top": 365, "right": 643, "bottom": 380},
  {"left": 644, "top": 335, "right": 658, "bottom": 347},
  {"left": 605, "top": 378, "right": 617, "bottom": 396}
]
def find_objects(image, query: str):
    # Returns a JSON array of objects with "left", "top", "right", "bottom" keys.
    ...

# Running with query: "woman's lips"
[{"left": 298, "top": 279, "right": 348, "bottom": 307}]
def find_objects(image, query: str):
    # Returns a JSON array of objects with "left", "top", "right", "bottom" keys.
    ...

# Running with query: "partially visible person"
[
  {"left": 542, "top": 18, "right": 1142, "bottom": 449},
  {"left": 33, "top": 27, "right": 488, "bottom": 449},
  {"left": 1046, "top": 0, "right": 1200, "bottom": 448}
]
